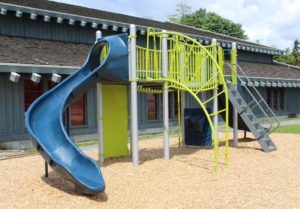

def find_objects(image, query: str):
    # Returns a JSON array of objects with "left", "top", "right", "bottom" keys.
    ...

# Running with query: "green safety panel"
[{"left": 102, "top": 85, "right": 129, "bottom": 159}]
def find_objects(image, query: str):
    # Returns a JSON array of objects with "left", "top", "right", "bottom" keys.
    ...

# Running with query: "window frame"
[
  {"left": 266, "top": 87, "right": 285, "bottom": 112},
  {"left": 24, "top": 79, "right": 43, "bottom": 112},
  {"left": 146, "top": 91, "right": 180, "bottom": 122},
  {"left": 48, "top": 80, "right": 88, "bottom": 128},
  {"left": 70, "top": 94, "right": 88, "bottom": 128}
]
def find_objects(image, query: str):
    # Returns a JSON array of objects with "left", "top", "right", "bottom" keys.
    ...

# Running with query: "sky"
[{"left": 55, "top": 0, "right": 300, "bottom": 50}]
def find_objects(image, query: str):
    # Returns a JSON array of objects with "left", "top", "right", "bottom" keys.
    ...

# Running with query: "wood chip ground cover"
[{"left": 0, "top": 133, "right": 300, "bottom": 209}]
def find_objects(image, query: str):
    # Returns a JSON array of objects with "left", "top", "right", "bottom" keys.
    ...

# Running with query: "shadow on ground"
[
  {"left": 99, "top": 136, "right": 260, "bottom": 169},
  {"left": 41, "top": 172, "right": 108, "bottom": 201},
  {"left": 40, "top": 137, "right": 259, "bottom": 197}
]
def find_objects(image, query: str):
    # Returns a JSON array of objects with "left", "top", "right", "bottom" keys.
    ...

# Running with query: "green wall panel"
[{"left": 102, "top": 84, "right": 129, "bottom": 158}]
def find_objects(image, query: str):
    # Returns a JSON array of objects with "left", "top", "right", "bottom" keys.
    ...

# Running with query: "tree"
[
  {"left": 168, "top": 0, "right": 192, "bottom": 23},
  {"left": 168, "top": 2, "right": 248, "bottom": 40},
  {"left": 292, "top": 39, "right": 300, "bottom": 57},
  {"left": 275, "top": 39, "right": 300, "bottom": 67},
  {"left": 180, "top": 8, "right": 207, "bottom": 28}
]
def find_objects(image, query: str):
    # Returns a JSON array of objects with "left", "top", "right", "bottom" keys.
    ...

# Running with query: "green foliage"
[
  {"left": 168, "top": 2, "right": 248, "bottom": 40},
  {"left": 275, "top": 39, "right": 300, "bottom": 67}
]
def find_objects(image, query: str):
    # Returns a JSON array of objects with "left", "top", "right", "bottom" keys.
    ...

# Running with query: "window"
[
  {"left": 70, "top": 94, "right": 87, "bottom": 126},
  {"left": 147, "top": 91, "right": 180, "bottom": 121},
  {"left": 267, "top": 88, "right": 271, "bottom": 107},
  {"left": 169, "top": 91, "right": 179, "bottom": 119},
  {"left": 266, "top": 88, "right": 285, "bottom": 112},
  {"left": 48, "top": 80, "right": 87, "bottom": 126},
  {"left": 147, "top": 94, "right": 159, "bottom": 120},
  {"left": 279, "top": 89, "right": 284, "bottom": 111},
  {"left": 273, "top": 89, "right": 278, "bottom": 111},
  {"left": 24, "top": 80, "right": 43, "bottom": 111},
  {"left": 48, "top": 80, "right": 57, "bottom": 89}
]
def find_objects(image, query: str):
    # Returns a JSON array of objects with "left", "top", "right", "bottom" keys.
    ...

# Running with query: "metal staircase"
[{"left": 226, "top": 63, "right": 280, "bottom": 152}]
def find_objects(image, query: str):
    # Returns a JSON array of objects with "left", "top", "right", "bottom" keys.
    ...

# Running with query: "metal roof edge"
[{"left": 0, "top": 63, "right": 77, "bottom": 74}]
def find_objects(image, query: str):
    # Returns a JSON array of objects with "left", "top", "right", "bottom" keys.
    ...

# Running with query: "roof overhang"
[
  {"left": 225, "top": 75, "right": 300, "bottom": 88},
  {"left": 0, "top": 2, "right": 283, "bottom": 55},
  {"left": 0, "top": 63, "right": 77, "bottom": 74}
]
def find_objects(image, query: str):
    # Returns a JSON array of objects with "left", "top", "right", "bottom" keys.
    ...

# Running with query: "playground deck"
[{"left": 1, "top": 133, "right": 300, "bottom": 209}]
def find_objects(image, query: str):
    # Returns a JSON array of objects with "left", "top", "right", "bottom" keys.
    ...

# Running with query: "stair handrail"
[
  {"left": 226, "top": 63, "right": 280, "bottom": 134},
  {"left": 236, "top": 64, "right": 280, "bottom": 134}
]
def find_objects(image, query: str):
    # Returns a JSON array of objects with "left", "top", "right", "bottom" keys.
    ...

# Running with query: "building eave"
[
  {"left": 0, "top": 2, "right": 283, "bottom": 55},
  {"left": 0, "top": 63, "right": 77, "bottom": 74},
  {"left": 225, "top": 75, "right": 300, "bottom": 88}
]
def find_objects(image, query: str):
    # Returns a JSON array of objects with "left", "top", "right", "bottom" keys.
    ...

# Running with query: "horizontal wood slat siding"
[
  {"left": 0, "top": 13, "right": 95, "bottom": 44},
  {"left": 0, "top": 74, "right": 25, "bottom": 139}
]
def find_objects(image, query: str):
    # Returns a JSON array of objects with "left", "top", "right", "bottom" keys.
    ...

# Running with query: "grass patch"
[
  {"left": 24, "top": 140, "right": 99, "bottom": 155},
  {"left": 261, "top": 117, "right": 300, "bottom": 124},
  {"left": 274, "top": 124, "right": 300, "bottom": 134},
  {"left": 76, "top": 140, "right": 98, "bottom": 147},
  {"left": 24, "top": 147, "right": 37, "bottom": 154}
]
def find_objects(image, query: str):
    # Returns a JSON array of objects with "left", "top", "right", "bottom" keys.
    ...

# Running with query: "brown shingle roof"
[
  {"left": 0, "top": 35, "right": 90, "bottom": 66},
  {"left": 1, "top": 35, "right": 299, "bottom": 80},
  {"left": 225, "top": 61, "right": 300, "bottom": 80},
  {"left": 0, "top": 0, "right": 277, "bottom": 50}
]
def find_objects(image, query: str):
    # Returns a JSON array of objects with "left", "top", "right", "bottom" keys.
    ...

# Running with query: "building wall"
[
  {"left": 0, "top": 9, "right": 299, "bottom": 144},
  {"left": 0, "top": 73, "right": 98, "bottom": 142},
  {"left": 238, "top": 51, "right": 272, "bottom": 64},
  {"left": 241, "top": 86, "right": 300, "bottom": 117}
]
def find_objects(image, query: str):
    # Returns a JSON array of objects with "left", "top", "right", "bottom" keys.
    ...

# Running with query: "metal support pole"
[
  {"left": 244, "top": 130, "right": 247, "bottom": 139},
  {"left": 180, "top": 91, "right": 185, "bottom": 146},
  {"left": 129, "top": 24, "right": 139, "bottom": 166},
  {"left": 96, "top": 30, "right": 105, "bottom": 164},
  {"left": 162, "top": 30, "right": 169, "bottom": 160},
  {"left": 179, "top": 44, "right": 185, "bottom": 146},
  {"left": 45, "top": 161, "right": 48, "bottom": 178},
  {"left": 212, "top": 39, "right": 218, "bottom": 141},
  {"left": 232, "top": 42, "right": 239, "bottom": 147}
]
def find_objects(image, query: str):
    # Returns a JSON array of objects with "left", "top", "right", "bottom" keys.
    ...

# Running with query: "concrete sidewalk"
[{"left": 276, "top": 119, "right": 300, "bottom": 126}]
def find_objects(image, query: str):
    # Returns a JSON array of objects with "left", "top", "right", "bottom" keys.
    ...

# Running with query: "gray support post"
[
  {"left": 232, "top": 42, "right": 239, "bottom": 147},
  {"left": 212, "top": 39, "right": 218, "bottom": 141},
  {"left": 180, "top": 91, "right": 185, "bottom": 146},
  {"left": 130, "top": 24, "right": 139, "bottom": 166},
  {"left": 45, "top": 161, "right": 48, "bottom": 178},
  {"left": 179, "top": 45, "right": 185, "bottom": 146},
  {"left": 96, "top": 30, "right": 105, "bottom": 164},
  {"left": 162, "top": 30, "right": 169, "bottom": 160}
]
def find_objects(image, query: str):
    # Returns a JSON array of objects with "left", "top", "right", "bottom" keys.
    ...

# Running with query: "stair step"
[
  {"left": 258, "top": 128, "right": 266, "bottom": 134},
  {"left": 260, "top": 138, "right": 277, "bottom": 150},
  {"left": 246, "top": 113, "right": 254, "bottom": 121},
  {"left": 251, "top": 122, "right": 260, "bottom": 129},
  {"left": 240, "top": 105, "right": 248, "bottom": 111},
  {"left": 231, "top": 90, "right": 237, "bottom": 97},
  {"left": 236, "top": 97, "right": 243, "bottom": 104}
]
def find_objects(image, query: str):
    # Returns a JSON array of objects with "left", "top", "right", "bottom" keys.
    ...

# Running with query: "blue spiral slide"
[{"left": 25, "top": 34, "right": 129, "bottom": 194}]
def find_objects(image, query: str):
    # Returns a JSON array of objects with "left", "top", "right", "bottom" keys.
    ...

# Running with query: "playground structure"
[{"left": 25, "top": 24, "right": 280, "bottom": 194}]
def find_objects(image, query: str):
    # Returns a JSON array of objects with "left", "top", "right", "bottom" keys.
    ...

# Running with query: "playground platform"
[{"left": 1, "top": 132, "right": 300, "bottom": 209}]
